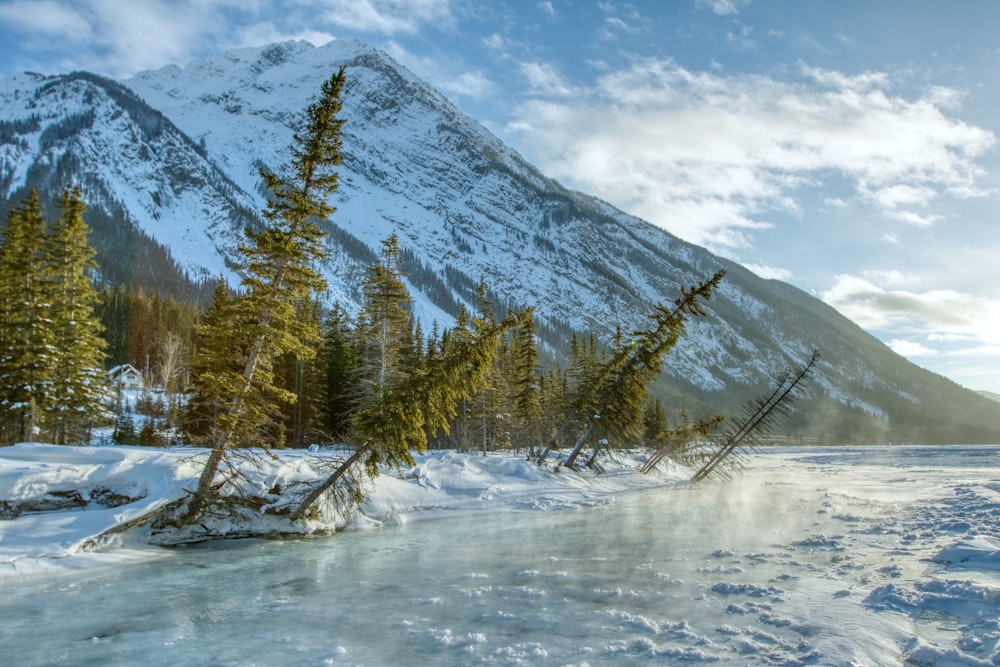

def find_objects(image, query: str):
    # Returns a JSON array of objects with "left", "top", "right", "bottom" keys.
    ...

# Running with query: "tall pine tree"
[
  {"left": 317, "top": 303, "right": 357, "bottom": 440},
  {"left": 44, "top": 186, "right": 108, "bottom": 444},
  {"left": 0, "top": 191, "right": 55, "bottom": 444},
  {"left": 509, "top": 309, "right": 541, "bottom": 453},
  {"left": 184, "top": 68, "right": 345, "bottom": 522},
  {"left": 183, "top": 280, "right": 242, "bottom": 440},
  {"left": 353, "top": 232, "right": 414, "bottom": 404}
]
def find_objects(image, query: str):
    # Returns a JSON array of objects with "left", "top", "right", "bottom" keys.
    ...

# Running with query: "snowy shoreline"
[{"left": 0, "top": 442, "right": 688, "bottom": 579}]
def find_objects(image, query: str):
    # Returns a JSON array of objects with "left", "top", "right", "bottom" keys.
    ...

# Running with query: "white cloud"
[
  {"left": 319, "top": 0, "right": 453, "bottom": 35},
  {"left": 923, "top": 85, "right": 965, "bottom": 111},
  {"left": 742, "top": 263, "right": 792, "bottom": 281},
  {"left": 861, "top": 269, "right": 916, "bottom": 288},
  {"left": 928, "top": 332, "right": 978, "bottom": 343},
  {"left": 596, "top": 2, "right": 648, "bottom": 39},
  {"left": 889, "top": 339, "right": 938, "bottom": 357},
  {"left": 887, "top": 210, "right": 942, "bottom": 227},
  {"left": 520, "top": 62, "right": 577, "bottom": 97},
  {"left": 726, "top": 25, "right": 756, "bottom": 50},
  {"left": 505, "top": 58, "right": 995, "bottom": 254},
  {"left": 0, "top": 1, "right": 89, "bottom": 41},
  {"left": 820, "top": 272, "right": 1000, "bottom": 390},
  {"left": 695, "top": 0, "right": 746, "bottom": 16},
  {"left": 483, "top": 33, "right": 505, "bottom": 51},
  {"left": 820, "top": 273, "right": 1000, "bottom": 342},
  {"left": 0, "top": 0, "right": 457, "bottom": 78},
  {"left": 0, "top": 0, "right": 286, "bottom": 76},
  {"left": 438, "top": 70, "right": 495, "bottom": 101}
]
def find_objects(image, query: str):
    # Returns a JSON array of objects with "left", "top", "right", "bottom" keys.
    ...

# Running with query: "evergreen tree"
[
  {"left": 469, "top": 279, "right": 503, "bottom": 453},
  {"left": 96, "top": 284, "right": 129, "bottom": 367},
  {"left": 564, "top": 271, "right": 726, "bottom": 468},
  {"left": 317, "top": 303, "right": 356, "bottom": 440},
  {"left": 184, "top": 68, "right": 345, "bottom": 523},
  {"left": 276, "top": 297, "right": 324, "bottom": 447},
  {"left": 139, "top": 417, "right": 161, "bottom": 446},
  {"left": 43, "top": 186, "right": 108, "bottom": 444},
  {"left": 113, "top": 412, "right": 138, "bottom": 445},
  {"left": 643, "top": 397, "right": 669, "bottom": 446},
  {"left": 184, "top": 281, "right": 239, "bottom": 439},
  {"left": 444, "top": 306, "right": 473, "bottom": 450},
  {"left": 0, "top": 191, "right": 55, "bottom": 444},
  {"left": 509, "top": 309, "right": 541, "bottom": 453},
  {"left": 353, "top": 232, "right": 414, "bottom": 404},
  {"left": 292, "top": 304, "right": 529, "bottom": 520}
]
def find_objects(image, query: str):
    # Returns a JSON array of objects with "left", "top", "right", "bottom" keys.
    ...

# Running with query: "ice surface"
[{"left": 0, "top": 444, "right": 998, "bottom": 665}]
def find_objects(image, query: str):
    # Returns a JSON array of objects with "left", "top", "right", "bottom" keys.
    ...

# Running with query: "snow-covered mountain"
[{"left": 1, "top": 39, "right": 997, "bottom": 441}]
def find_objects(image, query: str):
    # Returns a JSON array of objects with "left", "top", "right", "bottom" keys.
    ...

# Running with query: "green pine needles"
[{"left": 0, "top": 187, "right": 108, "bottom": 445}]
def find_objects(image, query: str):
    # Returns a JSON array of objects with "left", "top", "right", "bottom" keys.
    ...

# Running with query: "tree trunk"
[
  {"left": 182, "top": 446, "right": 226, "bottom": 523},
  {"left": 182, "top": 319, "right": 270, "bottom": 524},
  {"left": 290, "top": 443, "right": 369, "bottom": 521},
  {"left": 562, "top": 421, "right": 595, "bottom": 469}
]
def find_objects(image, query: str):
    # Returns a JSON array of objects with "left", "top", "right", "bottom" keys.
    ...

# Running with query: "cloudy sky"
[{"left": 2, "top": 1, "right": 1000, "bottom": 395}]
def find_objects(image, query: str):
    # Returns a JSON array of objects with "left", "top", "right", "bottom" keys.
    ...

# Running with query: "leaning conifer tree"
[
  {"left": 0, "top": 191, "right": 56, "bottom": 444},
  {"left": 44, "top": 186, "right": 108, "bottom": 444},
  {"left": 291, "top": 298, "right": 529, "bottom": 521},
  {"left": 184, "top": 68, "right": 345, "bottom": 523},
  {"left": 690, "top": 351, "right": 819, "bottom": 482},
  {"left": 533, "top": 270, "right": 726, "bottom": 469}
]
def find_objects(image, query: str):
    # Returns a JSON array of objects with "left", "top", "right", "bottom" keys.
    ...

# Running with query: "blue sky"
[{"left": 2, "top": 1, "right": 1000, "bottom": 395}]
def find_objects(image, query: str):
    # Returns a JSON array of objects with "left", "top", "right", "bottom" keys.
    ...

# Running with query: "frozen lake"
[{"left": 2, "top": 446, "right": 999, "bottom": 665}]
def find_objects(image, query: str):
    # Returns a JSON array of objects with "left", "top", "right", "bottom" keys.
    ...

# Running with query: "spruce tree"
[
  {"left": 509, "top": 309, "right": 541, "bottom": 453},
  {"left": 184, "top": 68, "right": 345, "bottom": 522},
  {"left": 353, "top": 233, "right": 413, "bottom": 402},
  {"left": 183, "top": 280, "right": 242, "bottom": 440},
  {"left": 317, "top": 303, "right": 357, "bottom": 440},
  {"left": 44, "top": 186, "right": 108, "bottom": 444},
  {"left": 0, "top": 191, "right": 55, "bottom": 444},
  {"left": 292, "top": 301, "right": 528, "bottom": 520},
  {"left": 561, "top": 270, "right": 726, "bottom": 468},
  {"left": 276, "top": 297, "right": 324, "bottom": 447}
]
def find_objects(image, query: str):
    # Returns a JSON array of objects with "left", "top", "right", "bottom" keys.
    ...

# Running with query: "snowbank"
[
  {"left": 0, "top": 443, "right": 686, "bottom": 578},
  {"left": 934, "top": 536, "right": 1000, "bottom": 571}
]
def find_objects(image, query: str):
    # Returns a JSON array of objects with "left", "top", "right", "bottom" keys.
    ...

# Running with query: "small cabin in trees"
[{"left": 107, "top": 364, "right": 145, "bottom": 392}]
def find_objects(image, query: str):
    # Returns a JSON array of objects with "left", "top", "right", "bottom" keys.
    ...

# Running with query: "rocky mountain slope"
[{"left": 1, "top": 39, "right": 997, "bottom": 442}]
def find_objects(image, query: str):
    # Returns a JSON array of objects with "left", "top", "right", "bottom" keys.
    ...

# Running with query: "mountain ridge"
[{"left": 1, "top": 38, "right": 998, "bottom": 442}]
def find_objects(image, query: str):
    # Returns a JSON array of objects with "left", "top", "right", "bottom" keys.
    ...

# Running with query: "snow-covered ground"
[
  {"left": 0, "top": 442, "right": 687, "bottom": 577},
  {"left": 1, "top": 443, "right": 999, "bottom": 665}
]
